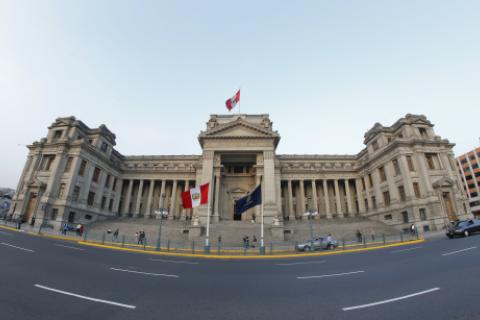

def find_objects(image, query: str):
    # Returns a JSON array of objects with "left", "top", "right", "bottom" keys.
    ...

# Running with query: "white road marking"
[
  {"left": 34, "top": 284, "right": 136, "bottom": 309},
  {"left": 1, "top": 242, "right": 34, "bottom": 252},
  {"left": 297, "top": 270, "right": 365, "bottom": 280},
  {"left": 148, "top": 258, "right": 199, "bottom": 265},
  {"left": 342, "top": 287, "right": 440, "bottom": 311},
  {"left": 442, "top": 246, "right": 477, "bottom": 256},
  {"left": 55, "top": 244, "right": 85, "bottom": 251},
  {"left": 391, "top": 246, "right": 423, "bottom": 253},
  {"left": 276, "top": 260, "right": 326, "bottom": 266},
  {"left": 0, "top": 230, "right": 13, "bottom": 236},
  {"left": 110, "top": 267, "right": 179, "bottom": 278}
]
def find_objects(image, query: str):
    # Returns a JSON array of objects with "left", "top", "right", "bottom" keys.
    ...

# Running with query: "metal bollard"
[
  {"left": 121, "top": 235, "right": 125, "bottom": 247},
  {"left": 400, "top": 232, "right": 404, "bottom": 242},
  {"left": 192, "top": 241, "right": 195, "bottom": 254},
  {"left": 382, "top": 234, "right": 386, "bottom": 245},
  {"left": 156, "top": 236, "right": 161, "bottom": 251},
  {"left": 342, "top": 239, "right": 345, "bottom": 250},
  {"left": 270, "top": 243, "right": 273, "bottom": 255},
  {"left": 101, "top": 232, "right": 106, "bottom": 245},
  {"left": 167, "top": 240, "right": 170, "bottom": 252}
]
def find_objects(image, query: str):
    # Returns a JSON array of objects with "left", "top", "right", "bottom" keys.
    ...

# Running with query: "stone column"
[
  {"left": 399, "top": 155, "right": 415, "bottom": 199},
  {"left": 169, "top": 180, "right": 178, "bottom": 220},
  {"left": 311, "top": 180, "right": 319, "bottom": 218},
  {"left": 385, "top": 163, "right": 399, "bottom": 203},
  {"left": 372, "top": 170, "right": 383, "bottom": 208},
  {"left": 198, "top": 151, "right": 214, "bottom": 223},
  {"left": 255, "top": 174, "right": 261, "bottom": 221},
  {"left": 299, "top": 179, "right": 305, "bottom": 219},
  {"left": 355, "top": 178, "right": 366, "bottom": 214},
  {"left": 345, "top": 179, "right": 353, "bottom": 215},
  {"left": 213, "top": 175, "right": 220, "bottom": 222},
  {"left": 158, "top": 180, "right": 166, "bottom": 210},
  {"left": 287, "top": 180, "right": 294, "bottom": 220},
  {"left": 364, "top": 176, "right": 373, "bottom": 210},
  {"left": 415, "top": 153, "right": 433, "bottom": 196},
  {"left": 123, "top": 179, "right": 133, "bottom": 215},
  {"left": 334, "top": 179, "right": 343, "bottom": 218},
  {"left": 145, "top": 179, "right": 155, "bottom": 218},
  {"left": 134, "top": 179, "right": 144, "bottom": 216},
  {"left": 112, "top": 178, "right": 123, "bottom": 215},
  {"left": 81, "top": 164, "right": 96, "bottom": 205},
  {"left": 323, "top": 180, "right": 331, "bottom": 218},
  {"left": 44, "top": 152, "right": 66, "bottom": 198},
  {"left": 262, "top": 151, "right": 278, "bottom": 223}
]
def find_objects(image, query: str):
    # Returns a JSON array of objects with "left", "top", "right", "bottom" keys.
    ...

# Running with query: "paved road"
[{"left": 0, "top": 228, "right": 479, "bottom": 320}]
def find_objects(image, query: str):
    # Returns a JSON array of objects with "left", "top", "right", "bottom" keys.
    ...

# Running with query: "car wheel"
[
  {"left": 447, "top": 235, "right": 453, "bottom": 239},
  {"left": 464, "top": 230, "right": 469, "bottom": 237},
  {"left": 304, "top": 246, "right": 311, "bottom": 252}
]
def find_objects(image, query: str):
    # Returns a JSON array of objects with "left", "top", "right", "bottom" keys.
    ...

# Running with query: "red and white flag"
[
  {"left": 181, "top": 183, "right": 209, "bottom": 209},
  {"left": 225, "top": 89, "right": 240, "bottom": 111}
]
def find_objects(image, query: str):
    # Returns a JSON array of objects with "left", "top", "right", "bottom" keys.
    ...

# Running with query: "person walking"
[
  {"left": 370, "top": 229, "right": 376, "bottom": 242},
  {"left": 135, "top": 231, "right": 139, "bottom": 244},
  {"left": 252, "top": 235, "right": 257, "bottom": 248},
  {"left": 113, "top": 228, "right": 119, "bottom": 242},
  {"left": 356, "top": 230, "right": 363, "bottom": 243}
]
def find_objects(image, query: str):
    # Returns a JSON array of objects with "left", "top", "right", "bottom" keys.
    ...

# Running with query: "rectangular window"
[
  {"left": 379, "top": 166, "right": 386, "bottom": 182},
  {"left": 384, "top": 214, "right": 392, "bottom": 220},
  {"left": 42, "top": 155, "right": 56, "bottom": 171},
  {"left": 108, "top": 199, "right": 114, "bottom": 212},
  {"left": 92, "top": 167, "right": 101, "bottom": 183},
  {"left": 68, "top": 211, "right": 76, "bottom": 223},
  {"left": 112, "top": 178, "right": 117, "bottom": 191},
  {"left": 371, "top": 196, "right": 377, "bottom": 209},
  {"left": 383, "top": 191, "right": 391, "bottom": 206},
  {"left": 401, "top": 211, "right": 409, "bottom": 223},
  {"left": 78, "top": 160, "right": 87, "bottom": 176},
  {"left": 361, "top": 178, "right": 366, "bottom": 190},
  {"left": 101, "top": 196, "right": 106, "bottom": 210},
  {"left": 413, "top": 182, "right": 421, "bottom": 198},
  {"left": 423, "top": 225, "right": 430, "bottom": 232},
  {"left": 53, "top": 130, "right": 63, "bottom": 140},
  {"left": 425, "top": 154, "right": 435, "bottom": 170},
  {"left": 372, "top": 140, "right": 379, "bottom": 151},
  {"left": 368, "top": 174, "right": 373, "bottom": 188},
  {"left": 72, "top": 186, "right": 80, "bottom": 201},
  {"left": 419, "top": 208, "right": 427, "bottom": 221},
  {"left": 407, "top": 156, "right": 415, "bottom": 172},
  {"left": 392, "top": 159, "right": 401, "bottom": 176},
  {"left": 87, "top": 191, "right": 95, "bottom": 206},
  {"left": 398, "top": 186, "right": 406, "bottom": 202},
  {"left": 85, "top": 214, "right": 92, "bottom": 220},
  {"left": 100, "top": 142, "right": 108, "bottom": 152},
  {"left": 51, "top": 208, "right": 58, "bottom": 221},
  {"left": 64, "top": 157, "right": 73, "bottom": 173},
  {"left": 419, "top": 127, "right": 428, "bottom": 138}
]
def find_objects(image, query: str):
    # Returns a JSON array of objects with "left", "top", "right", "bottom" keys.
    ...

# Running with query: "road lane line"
[
  {"left": 34, "top": 284, "right": 136, "bottom": 309},
  {"left": 342, "top": 287, "right": 440, "bottom": 311},
  {"left": 148, "top": 258, "right": 199, "bottom": 265},
  {"left": 391, "top": 246, "right": 423, "bottom": 253},
  {"left": 276, "top": 260, "right": 326, "bottom": 266},
  {"left": 1, "top": 242, "right": 34, "bottom": 252},
  {"left": 0, "top": 231, "right": 13, "bottom": 236},
  {"left": 55, "top": 244, "right": 85, "bottom": 251},
  {"left": 442, "top": 246, "right": 477, "bottom": 256},
  {"left": 110, "top": 267, "right": 179, "bottom": 278},
  {"left": 297, "top": 270, "right": 364, "bottom": 280}
]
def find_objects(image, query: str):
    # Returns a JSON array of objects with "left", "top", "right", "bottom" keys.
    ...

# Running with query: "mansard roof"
[{"left": 364, "top": 114, "right": 433, "bottom": 144}]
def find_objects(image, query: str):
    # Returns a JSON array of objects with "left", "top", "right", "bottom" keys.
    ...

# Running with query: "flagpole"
[
  {"left": 204, "top": 172, "right": 214, "bottom": 253},
  {"left": 260, "top": 179, "right": 265, "bottom": 255}
]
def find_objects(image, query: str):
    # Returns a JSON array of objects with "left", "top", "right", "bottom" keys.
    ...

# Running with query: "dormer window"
[
  {"left": 100, "top": 142, "right": 108, "bottom": 153},
  {"left": 53, "top": 130, "right": 62, "bottom": 140},
  {"left": 372, "top": 140, "right": 379, "bottom": 151},
  {"left": 419, "top": 127, "right": 428, "bottom": 138}
]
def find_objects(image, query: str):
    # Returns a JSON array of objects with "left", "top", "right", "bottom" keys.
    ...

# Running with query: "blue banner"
[{"left": 235, "top": 185, "right": 262, "bottom": 216}]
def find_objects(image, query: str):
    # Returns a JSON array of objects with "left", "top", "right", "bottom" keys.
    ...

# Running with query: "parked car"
[
  {"left": 296, "top": 236, "right": 338, "bottom": 252},
  {"left": 446, "top": 219, "right": 480, "bottom": 238}
]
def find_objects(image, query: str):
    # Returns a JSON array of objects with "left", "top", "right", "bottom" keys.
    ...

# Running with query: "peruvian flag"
[
  {"left": 182, "top": 183, "right": 209, "bottom": 209},
  {"left": 225, "top": 89, "right": 240, "bottom": 111}
]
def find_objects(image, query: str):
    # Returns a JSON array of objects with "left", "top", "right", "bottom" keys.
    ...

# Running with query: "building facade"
[
  {"left": 9, "top": 114, "right": 471, "bottom": 233},
  {"left": 456, "top": 147, "right": 480, "bottom": 218}
]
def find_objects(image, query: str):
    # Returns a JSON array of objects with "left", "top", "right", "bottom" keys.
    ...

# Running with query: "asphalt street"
[{"left": 1, "top": 228, "right": 479, "bottom": 320}]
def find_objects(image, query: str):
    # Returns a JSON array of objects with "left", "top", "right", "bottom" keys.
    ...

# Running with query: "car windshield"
[{"left": 455, "top": 221, "right": 469, "bottom": 228}]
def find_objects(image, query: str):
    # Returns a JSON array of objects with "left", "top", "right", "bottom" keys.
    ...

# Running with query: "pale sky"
[{"left": 1, "top": 0, "right": 479, "bottom": 189}]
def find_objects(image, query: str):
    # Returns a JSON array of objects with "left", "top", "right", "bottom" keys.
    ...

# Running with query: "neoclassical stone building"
[{"left": 10, "top": 114, "right": 471, "bottom": 233}]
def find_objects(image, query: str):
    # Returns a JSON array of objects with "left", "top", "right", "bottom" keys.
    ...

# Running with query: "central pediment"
[{"left": 198, "top": 114, "right": 280, "bottom": 148}]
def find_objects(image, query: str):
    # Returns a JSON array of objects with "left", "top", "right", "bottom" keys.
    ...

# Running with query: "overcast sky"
[{"left": 1, "top": 0, "right": 479, "bottom": 189}]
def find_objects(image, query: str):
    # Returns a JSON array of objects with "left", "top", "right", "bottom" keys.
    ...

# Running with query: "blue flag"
[{"left": 235, "top": 185, "right": 262, "bottom": 216}]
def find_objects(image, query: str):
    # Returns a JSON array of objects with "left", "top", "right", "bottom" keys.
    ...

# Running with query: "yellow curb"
[
  {"left": 76, "top": 239, "right": 425, "bottom": 260},
  {"left": 0, "top": 224, "right": 81, "bottom": 242}
]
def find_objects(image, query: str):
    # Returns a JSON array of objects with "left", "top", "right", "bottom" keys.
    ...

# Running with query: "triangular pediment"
[
  {"left": 200, "top": 119, "right": 278, "bottom": 139},
  {"left": 432, "top": 176, "right": 454, "bottom": 189}
]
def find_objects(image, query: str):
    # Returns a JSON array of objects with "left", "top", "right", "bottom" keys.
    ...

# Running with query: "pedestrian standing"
[
  {"left": 113, "top": 228, "right": 119, "bottom": 242},
  {"left": 135, "top": 231, "right": 139, "bottom": 244},
  {"left": 370, "top": 229, "right": 376, "bottom": 242},
  {"left": 356, "top": 230, "right": 362, "bottom": 243}
]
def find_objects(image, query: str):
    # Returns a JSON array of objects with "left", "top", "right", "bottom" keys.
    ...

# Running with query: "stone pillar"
[
  {"left": 399, "top": 155, "right": 415, "bottom": 199},
  {"left": 334, "top": 179, "right": 343, "bottom": 218},
  {"left": 44, "top": 152, "right": 66, "bottom": 199},
  {"left": 323, "top": 180, "right": 331, "bottom": 218},
  {"left": 299, "top": 179, "right": 305, "bottom": 219},
  {"left": 385, "top": 163, "right": 399, "bottom": 203},
  {"left": 112, "top": 178, "right": 123, "bottom": 215},
  {"left": 169, "top": 180, "right": 178, "bottom": 220},
  {"left": 213, "top": 174, "right": 220, "bottom": 222},
  {"left": 145, "top": 179, "right": 155, "bottom": 218},
  {"left": 364, "top": 176, "right": 373, "bottom": 210},
  {"left": 287, "top": 180, "right": 294, "bottom": 220},
  {"left": 262, "top": 151, "right": 278, "bottom": 223},
  {"left": 345, "top": 179, "right": 353, "bottom": 215},
  {"left": 123, "top": 179, "right": 133, "bottom": 215},
  {"left": 372, "top": 170, "right": 383, "bottom": 208},
  {"left": 311, "top": 180, "right": 319, "bottom": 218},
  {"left": 134, "top": 179, "right": 144, "bottom": 216},
  {"left": 415, "top": 152, "right": 433, "bottom": 196},
  {"left": 355, "top": 178, "right": 366, "bottom": 214},
  {"left": 158, "top": 180, "right": 166, "bottom": 210},
  {"left": 255, "top": 174, "right": 261, "bottom": 221},
  {"left": 81, "top": 164, "right": 96, "bottom": 205}
]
